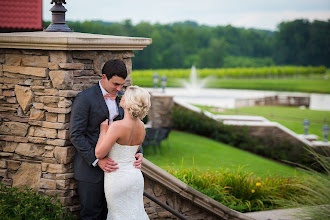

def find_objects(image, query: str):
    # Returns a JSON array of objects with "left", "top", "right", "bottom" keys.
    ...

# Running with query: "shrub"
[
  {"left": 0, "top": 183, "right": 74, "bottom": 220},
  {"left": 167, "top": 166, "right": 304, "bottom": 212},
  {"left": 171, "top": 105, "right": 253, "bottom": 147},
  {"left": 171, "top": 106, "right": 321, "bottom": 171}
]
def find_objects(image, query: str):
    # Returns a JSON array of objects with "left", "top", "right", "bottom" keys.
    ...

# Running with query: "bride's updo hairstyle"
[{"left": 124, "top": 86, "right": 151, "bottom": 120}]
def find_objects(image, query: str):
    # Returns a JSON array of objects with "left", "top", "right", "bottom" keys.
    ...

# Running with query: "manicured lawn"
[
  {"left": 144, "top": 130, "right": 306, "bottom": 178},
  {"left": 132, "top": 75, "right": 330, "bottom": 93},
  {"left": 206, "top": 78, "right": 330, "bottom": 94},
  {"left": 197, "top": 105, "right": 330, "bottom": 140}
]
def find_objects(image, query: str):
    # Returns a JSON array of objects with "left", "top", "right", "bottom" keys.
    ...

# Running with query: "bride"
[{"left": 95, "top": 85, "right": 151, "bottom": 220}]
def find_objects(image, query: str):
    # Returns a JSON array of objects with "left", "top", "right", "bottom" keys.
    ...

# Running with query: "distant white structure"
[{"left": 310, "top": 94, "right": 330, "bottom": 111}]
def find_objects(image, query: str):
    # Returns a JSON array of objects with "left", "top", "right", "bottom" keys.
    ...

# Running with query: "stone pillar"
[
  {"left": 148, "top": 93, "right": 174, "bottom": 128},
  {"left": 0, "top": 32, "right": 151, "bottom": 212}
]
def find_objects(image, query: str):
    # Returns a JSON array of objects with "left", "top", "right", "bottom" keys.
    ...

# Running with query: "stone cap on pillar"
[{"left": 0, "top": 31, "right": 152, "bottom": 50}]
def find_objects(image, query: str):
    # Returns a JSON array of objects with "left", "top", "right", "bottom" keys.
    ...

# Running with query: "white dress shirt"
[
  {"left": 93, "top": 81, "right": 119, "bottom": 167},
  {"left": 98, "top": 81, "right": 118, "bottom": 123}
]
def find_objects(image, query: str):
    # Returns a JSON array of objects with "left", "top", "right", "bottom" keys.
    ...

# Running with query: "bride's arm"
[{"left": 95, "top": 121, "right": 120, "bottom": 159}]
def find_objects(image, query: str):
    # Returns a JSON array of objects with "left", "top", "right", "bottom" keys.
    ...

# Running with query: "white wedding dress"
[{"left": 104, "top": 142, "right": 149, "bottom": 220}]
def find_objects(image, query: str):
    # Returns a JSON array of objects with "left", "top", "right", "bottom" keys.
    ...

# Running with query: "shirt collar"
[{"left": 99, "top": 80, "right": 108, "bottom": 96}]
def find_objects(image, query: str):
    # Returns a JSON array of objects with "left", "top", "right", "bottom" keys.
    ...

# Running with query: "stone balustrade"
[
  {"left": 142, "top": 159, "right": 253, "bottom": 220},
  {"left": 235, "top": 95, "right": 310, "bottom": 108}
]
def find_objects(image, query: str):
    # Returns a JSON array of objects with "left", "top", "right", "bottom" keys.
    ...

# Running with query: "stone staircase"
[{"left": 142, "top": 159, "right": 254, "bottom": 220}]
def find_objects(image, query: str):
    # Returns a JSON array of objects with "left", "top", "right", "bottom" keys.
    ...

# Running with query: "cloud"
[
  {"left": 231, "top": 10, "right": 330, "bottom": 30},
  {"left": 42, "top": 0, "right": 330, "bottom": 31}
]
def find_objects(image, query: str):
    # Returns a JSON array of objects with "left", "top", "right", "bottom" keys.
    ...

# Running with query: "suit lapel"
[
  {"left": 114, "top": 96, "right": 124, "bottom": 121},
  {"left": 95, "top": 84, "right": 109, "bottom": 119}
]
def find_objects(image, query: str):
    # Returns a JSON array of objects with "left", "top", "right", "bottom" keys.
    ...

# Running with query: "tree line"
[{"left": 44, "top": 19, "right": 329, "bottom": 69}]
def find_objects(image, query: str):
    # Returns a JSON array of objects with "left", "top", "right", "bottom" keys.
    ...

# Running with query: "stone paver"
[{"left": 245, "top": 208, "right": 307, "bottom": 220}]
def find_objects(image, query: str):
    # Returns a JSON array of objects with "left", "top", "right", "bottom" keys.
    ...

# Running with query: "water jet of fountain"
[{"left": 183, "top": 65, "right": 212, "bottom": 96}]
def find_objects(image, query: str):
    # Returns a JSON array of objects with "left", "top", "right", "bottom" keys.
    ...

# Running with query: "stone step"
[{"left": 245, "top": 207, "right": 305, "bottom": 220}]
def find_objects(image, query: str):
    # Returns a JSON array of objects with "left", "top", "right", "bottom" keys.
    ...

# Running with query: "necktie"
[{"left": 104, "top": 93, "right": 116, "bottom": 101}]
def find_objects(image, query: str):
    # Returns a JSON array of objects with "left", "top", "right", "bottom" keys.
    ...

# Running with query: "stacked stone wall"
[
  {"left": 247, "top": 125, "right": 303, "bottom": 146},
  {"left": 148, "top": 94, "right": 174, "bottom": 128},
  {"left": 235, "top": 95, "right": 310, "bottom": 108},
  {"left": 0, "top": 48, "right": 134, "bottom": 212}
]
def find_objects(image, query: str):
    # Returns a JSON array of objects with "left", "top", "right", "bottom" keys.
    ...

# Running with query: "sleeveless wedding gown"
[{"left": 104, "top": 142, "right": 149, "bottom": 220}]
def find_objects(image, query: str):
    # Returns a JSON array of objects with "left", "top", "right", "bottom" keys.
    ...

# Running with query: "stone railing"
[
  {"left": 174, "top": 98, "right": 314, "bottom": 148},
  {"left": 235, "top": 95, "right": 310, "bottom": 108},
  {"left": 142, "top": 159, "right": 253, "bottom": 220}
]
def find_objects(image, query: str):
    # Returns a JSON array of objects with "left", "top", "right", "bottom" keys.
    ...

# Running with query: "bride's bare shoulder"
[
  {"left": 111, "top": 119, "right": 144, "bottom": 131},
  {"left": 137, "top": 120, "right": 146, "bottom": 132},
  {"left": 137, "top": 120, "right": 145, "bottom": 128},
  {"left": 109, "top": 120, "right": 123, "bottom": 129},
  {"left": 111, "top": 120, "right": 129, "bottom": 129}
]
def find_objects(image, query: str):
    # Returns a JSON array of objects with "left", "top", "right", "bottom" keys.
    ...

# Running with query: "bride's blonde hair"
[{"left": 124, "top": 86, "right": 151, "bottom": 120}]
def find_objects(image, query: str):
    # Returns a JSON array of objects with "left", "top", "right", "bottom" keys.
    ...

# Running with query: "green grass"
[
  {"left": 144, "top": 131, "right": 329, "bottom": 213},
  {"left": 132, "top": 75, "right": 330, "bottom": 94},
  {"left": 144, "top": 130, "right": 306, "bottom": 177},
  {"left": 132, "top": 76, "right": 183, "bottom": 87},
  {"left": 196, "top": 105, "right": 330, "bottom": 140},
  {"left": 208, "top": 78, "right": 330, "bottom": 93}
]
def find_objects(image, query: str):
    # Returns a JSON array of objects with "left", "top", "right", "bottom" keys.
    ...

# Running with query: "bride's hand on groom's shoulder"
[{"left": 100, "top": 119, "right": 109, "bottom": 133}]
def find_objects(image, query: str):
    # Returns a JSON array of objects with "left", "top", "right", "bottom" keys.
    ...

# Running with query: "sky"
[{"left": 42, "top": 0, "right": 330, "bottom": 31}]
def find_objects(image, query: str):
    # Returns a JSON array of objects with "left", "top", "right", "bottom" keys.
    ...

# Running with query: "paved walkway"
[
  {"left": 245, "top": 208, "right": 308, "bottom": 220},
  {"left": 149, "top": 87, "right": 330, "bottom": 110}
]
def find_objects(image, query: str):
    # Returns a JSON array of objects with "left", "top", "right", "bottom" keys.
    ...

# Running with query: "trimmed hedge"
[{"left": 171, "top": 106, "right": 321, "bottom": 171}]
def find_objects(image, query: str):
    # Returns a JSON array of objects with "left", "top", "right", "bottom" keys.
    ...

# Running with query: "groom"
[{"left": 70, "top": 59, "right": 143, "bottom": 219}]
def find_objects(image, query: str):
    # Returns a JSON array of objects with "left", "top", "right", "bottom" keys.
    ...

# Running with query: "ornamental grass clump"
[
  {"left": 167, "top": 166, "right": 303, "bottom": 213},
  {"left": 0, "top": 183, "right": 74, "bottom": 220},
  {"left": 275, "top": 147, "right": 330, "bottom": 220}
]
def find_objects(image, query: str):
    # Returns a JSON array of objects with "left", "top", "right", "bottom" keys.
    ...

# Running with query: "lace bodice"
[
  {"left": 107, "top": 142, "right": 139, "bottom": 163},
  {"left": 104, "top": 142, "right": 149, "bottom": 220}
]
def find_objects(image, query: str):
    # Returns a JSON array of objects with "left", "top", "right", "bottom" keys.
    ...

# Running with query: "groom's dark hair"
[{"left": 102, "top": 59, "right": 127, "bottom": 80}]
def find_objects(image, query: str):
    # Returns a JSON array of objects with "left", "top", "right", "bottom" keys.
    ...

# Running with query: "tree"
[
  {"left": 198, "top": 38, "right": 227, "bottom": 68},
  {"left": 44, "top": 19, "right": 329, "bottom": 68},
  {"left": 273, "top": 19, "right": 329, "bottom": 66},
  {"left": 307, "top": 20, "right": 330, "bottom": 66}
]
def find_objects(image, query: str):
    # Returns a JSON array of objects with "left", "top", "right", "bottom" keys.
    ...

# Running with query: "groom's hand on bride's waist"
[
  {"left": 98, "top": 157, "right": 119, "bottom": 173},
  {"left": 134, "top": 153, "right": 143, "bottom": 169}
]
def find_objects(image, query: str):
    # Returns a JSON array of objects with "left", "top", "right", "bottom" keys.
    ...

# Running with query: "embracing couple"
[{"left": 69, "top": 59, "right": 150, "bottom": 220}]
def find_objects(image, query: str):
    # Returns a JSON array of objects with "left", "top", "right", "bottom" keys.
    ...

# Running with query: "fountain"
[
  {"left": 149, "top": 65, "right": 330, "bottom": 110},
  {"left": 182, "top": 65, "right": 212, "bottom": 96}
]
